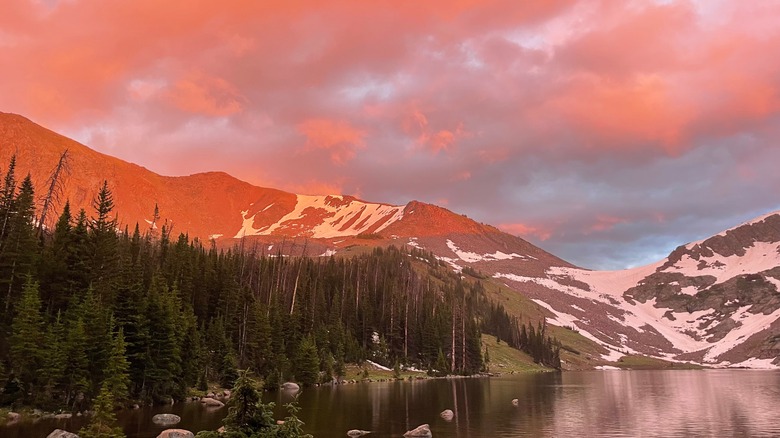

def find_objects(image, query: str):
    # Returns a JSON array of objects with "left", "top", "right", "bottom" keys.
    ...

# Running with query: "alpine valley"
[{"left": 3, "top": 111, "right": 780, "bottom": 370}]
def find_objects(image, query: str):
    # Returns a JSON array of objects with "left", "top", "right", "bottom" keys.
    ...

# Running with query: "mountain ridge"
[{"left": 3, "top": 111, "right": 780, "bottom": 368}]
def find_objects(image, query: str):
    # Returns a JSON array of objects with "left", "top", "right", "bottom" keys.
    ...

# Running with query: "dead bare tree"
[{"left": 38, "top": 149, "right": 71, "bottom": 237}]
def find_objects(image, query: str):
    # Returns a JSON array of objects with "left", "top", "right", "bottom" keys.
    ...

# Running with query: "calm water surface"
[{"left": 4, "top": 370, "right": 780, "bottom": 437}]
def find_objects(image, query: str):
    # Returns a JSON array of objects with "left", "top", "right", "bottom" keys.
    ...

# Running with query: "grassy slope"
[{"left": 340, "top": 244, "right": 675, "bottom": 370}]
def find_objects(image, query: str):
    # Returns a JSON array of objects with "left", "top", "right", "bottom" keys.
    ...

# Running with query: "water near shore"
[{"left": 4, "top": 370, "right": 780, "bottom": 437}]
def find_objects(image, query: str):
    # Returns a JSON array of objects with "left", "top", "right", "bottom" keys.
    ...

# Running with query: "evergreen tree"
[
  {"left": 103, "top": 327, "right": 131, "bottom": 406},
  {"left": 9, "top": 277, "right": 44, "bottom": 398},
  {"left": 78, "top": 381, "right": 126, "bottom": 438},
  {"left": 294, "top": 335, "right": 320, "bottom": 386}
]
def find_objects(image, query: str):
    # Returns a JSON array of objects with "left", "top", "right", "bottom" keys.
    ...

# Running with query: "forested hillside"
[{"left": 0, "top": 155, "right": 560, "bottom": 412}]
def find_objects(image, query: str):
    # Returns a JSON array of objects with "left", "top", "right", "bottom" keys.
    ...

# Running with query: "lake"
[{"left": 4, "top": 370, "right": 780, "bottom": 437}]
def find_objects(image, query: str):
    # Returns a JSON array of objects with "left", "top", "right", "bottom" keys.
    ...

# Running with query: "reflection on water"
[{"left": 3, "top": 370, "right": 780, "bottom": 437}]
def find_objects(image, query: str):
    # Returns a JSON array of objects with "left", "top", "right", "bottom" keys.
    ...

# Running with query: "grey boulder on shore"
[
  {"left": 403, "top": 424, "right": 432, "bottom": 437},
  {"left": 152, "top": 413, "right": 182, "bottom": 426},
  {"left": 46, "top": 430, "right": 79, "bottom": 438},
  {"left": 200, "top": 397, "right": 225, "bottom": 407},
  {"left": 156, "top": 429, "right": 195, "bottom": 438}
]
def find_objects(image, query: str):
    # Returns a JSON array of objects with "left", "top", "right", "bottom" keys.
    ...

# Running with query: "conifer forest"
[{"left": 0, "top": 155, "right": 560, "bottom": 413}]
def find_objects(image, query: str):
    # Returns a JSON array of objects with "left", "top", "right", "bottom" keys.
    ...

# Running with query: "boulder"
[
  {"left": 403, "top": 424, "right": 432, "bottom": 437},
  {"left": 53, "top": 413, "right": 73, "bottom": 420},
  {"left": 440, "top": 409, "right": 454, "bottom": 421},
  {"left": 7, "top": 411, "right": 21, "bottom": 423},
  {"left": 222, "top": 389, "right": 232, "bottom": 398},
  {"left": 281, "top": 382, "right": 300, "bottom": 392},
  {"left": 511, "top": 398, "right": 519, "bottom": 406},
  {"left": 200, "top": 397, "right": 225, "bottom": 408},
  {"left": 152, "top": 413, "right": 182, "bottom": 426},
  {"left": 156, "top": 429, "right": 195, "bottom": 438},
  {"left": 347, "top": 430, "right": 371, "bottom": 436},
  {"left": 46, "top": 430, "right": 80, "bottom": 438}
]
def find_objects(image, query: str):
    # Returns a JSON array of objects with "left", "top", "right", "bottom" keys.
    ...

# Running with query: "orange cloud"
[
  {"left": 498, "top": 223, "right": 553, "bottom": 241},
  {"left": 166, "top": 72, "right": 245, "bottom": 116},
  {"left": 549, "top": 74, "right": 694, "bottom": 154},
  {"left": 298, "top": 119, "right": 366, "bottom": 164}
]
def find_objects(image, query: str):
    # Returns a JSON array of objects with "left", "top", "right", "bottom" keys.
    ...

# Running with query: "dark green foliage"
[
  {"left": 78, "top": 382, "right": 125, "bottom": 438},
  {"left": 294, "top": 335, "right": 320, "bottom": 386},
  {"left": 0, "top": 164, "right": 552, "bottom": 413},
  {"left": 195, "top": 370, "right": 312, "bottom": 438},
  {"left": 9, "top": 277, "right": 44, "bottom": 400}
]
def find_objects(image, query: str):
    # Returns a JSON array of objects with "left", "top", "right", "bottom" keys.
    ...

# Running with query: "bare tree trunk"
[{"left": 38, "top": 149, "right": 70, "bottom": 236}]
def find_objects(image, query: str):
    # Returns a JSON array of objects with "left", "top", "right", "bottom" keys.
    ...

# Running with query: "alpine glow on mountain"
[{"left": 3, "top": 1, "right": 780, "bottom": 269}]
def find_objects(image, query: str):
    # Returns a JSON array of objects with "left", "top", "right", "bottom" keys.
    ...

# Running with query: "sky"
[{"left": 2, "top": 0, "right": 780, "bottom": 270}]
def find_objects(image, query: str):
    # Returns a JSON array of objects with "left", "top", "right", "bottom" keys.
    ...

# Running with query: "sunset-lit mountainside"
[{"left": 3, "top": 112, "right": 780, "bottom": 368}]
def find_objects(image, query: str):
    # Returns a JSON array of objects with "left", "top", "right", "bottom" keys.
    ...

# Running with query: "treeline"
[
  {"left": 483, "top": 302, "right": 562, "bottom": 368},
  {"left": 0, "top": 155, "right": 558, "bottom": 412}
]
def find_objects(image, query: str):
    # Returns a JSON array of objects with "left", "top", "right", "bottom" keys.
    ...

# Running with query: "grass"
[{"left": 481, "top": 334, "right": 548, "bottom": 373}]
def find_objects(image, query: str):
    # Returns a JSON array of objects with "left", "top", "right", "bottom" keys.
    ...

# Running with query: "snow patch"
[
  {"left": 728, "top": 357, "right": 778, "bottom": 369},
  {"left": 234, "top": 195, "right": 404, "bottom": 239},
  {"left": 366, "top": 360, "right": 392, "bottom": 371},
  {"left": 664, "top": 242, "right": 780, "bottom": 285},
  {"left": 209, "top": 234, "right": 223, "bottom": 240},
  {"left": 446, "top": 239, "right": 527, "bottom": 262},
  {"left": 595, "top": 365, "right": 622, "bottom": 370},
  {"left": 320, "top": 249, "right": 337, "bottom": 257}
]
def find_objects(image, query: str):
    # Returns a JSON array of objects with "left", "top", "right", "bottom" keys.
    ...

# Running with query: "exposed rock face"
[
  {"left": 156, "top": 429, "right": 194, "bottom": 438},
  {"left": 152, "top": 413, "right": 182, "bottom": 426},
  {"left": 403, "top": 424, "right": 432, "bottom": 437},
  {"left": 46, "top": 430, "right": 79, "bottom": 438},
  {"left": 200, "top": 397, "right": 225, "bottom": 407}
]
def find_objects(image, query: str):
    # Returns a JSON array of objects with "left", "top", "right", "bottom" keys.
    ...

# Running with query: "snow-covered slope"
[
  {"left": 4, "top": 111, "right": 780, "bottom": 368},
  {"left": 486, "top": 212, "right": 780, "bottom": 368},
  {"left": 233, "top": 194, "right": 404, "bottom": 239}
]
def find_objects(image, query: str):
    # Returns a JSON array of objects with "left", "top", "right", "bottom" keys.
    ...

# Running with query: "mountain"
[{"left": 2, "top": 111, "right": 779, "bottom": 368}]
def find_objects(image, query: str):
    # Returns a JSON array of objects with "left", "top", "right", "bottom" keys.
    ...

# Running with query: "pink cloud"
[
  {"left": 498, "top": 223, "right": 553, "bottom": 241},
  {"left": 298, "top": 119, "right": 366, "bottom": 164}
]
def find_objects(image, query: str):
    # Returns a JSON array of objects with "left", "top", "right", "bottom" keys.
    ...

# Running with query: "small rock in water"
[
  {"left": 440, "top": 409, "right": 454, "bottom": 421},
  {"left": 53, "top": 413, "right": 73, "bottom": 420},
  {"left": 347, "top": 429, "right": 371, "bottom": 437},
  {"left": 281, "top": 382, "right": 300, "bottom": 392},
  {"left": 156, "top": 429, "right": 194, "bottom": 438},
  {"left": 511, "top": 398, "right": 519, "bottom": 406},
  {"left": 403, "top": 424, "right": 432, "bottom": 437},
  {"left": 152, "top": 413, "right": 182, "bottom": 426},
  {"left": 46, "top": 430, "right": 79, "bottom": 438},
  {"left": 200, "top": 397, "right": 225, "bottom": 408}
]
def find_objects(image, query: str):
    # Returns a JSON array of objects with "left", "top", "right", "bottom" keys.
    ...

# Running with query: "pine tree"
[
  {"left": 89, "top": 181, "right": 119, "bottom": 303},
  {"left": 103, "top": 327, "right": 131, "bottom": 406},
  {"left": 78, "top": 381, "right": 126, "bottom": 438},
  {"left": 9, "top": 277, "right": 44, "bottom": 399},
  {"left": 294, "top": 335, "right": 320, "bottom": 386},
  {"left": 1, "top": 175, "right": 38, "bottom": 316},
  {"left": 39, "top": 311, "right": 66, "bottom": 406}
]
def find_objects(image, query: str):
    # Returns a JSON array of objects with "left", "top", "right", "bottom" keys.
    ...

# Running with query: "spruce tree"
[
  {"left": 9, "top": 277, "right": 44, "bottom": 399},
  {"left": 294, "top": 335, "right": 320, "bottom": 386},
  {"left": 78, "top": 381, "right": 126, "bottom": 438},
  {"left": 103, "top": 327, "right": 131, "bottom": 406}
]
